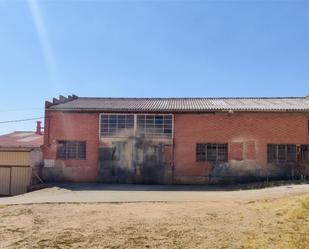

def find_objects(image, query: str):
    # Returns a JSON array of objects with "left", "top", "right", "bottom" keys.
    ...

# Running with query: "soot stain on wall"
[{"left": 98, "top": 137, "right": 173, "bottom": 184}]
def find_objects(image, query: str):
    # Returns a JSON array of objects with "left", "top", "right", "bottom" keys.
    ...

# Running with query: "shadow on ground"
[{"left": 40, "top": 181, "right": 307, "bottom": 192}]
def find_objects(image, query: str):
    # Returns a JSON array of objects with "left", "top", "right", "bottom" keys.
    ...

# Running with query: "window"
[
  {"left": 100, "top": 113, "right": 173, "bottom": 138},
  {"left": 267, "top": 144, "right": 297, "bottom": 163},
  {"left": 100, "top": 114, "right": 134, "bottom": 137},
  {"left": 300, "top": 145, "right": 308, "bottom": 162},
  {"left": 57, "top": 141, "right": 86, "bottom": 160},
  {"left": 267, "top": 144, "right": 308, "bottom": 163},
  {"left": 196, "top": 143, "right": 228, "bottom": 162},
  {"left": 136, "top": 114, "right": 173, "bottom": 138}
]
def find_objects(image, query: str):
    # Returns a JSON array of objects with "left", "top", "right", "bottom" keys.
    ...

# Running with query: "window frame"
[
  {"left": 136, "top": 114, "right": 173, "bottom": 138},
  {"left": 300, "top": 145, "right": 309, "bottom": 162},
  {"left": 100, "top": 113, "right": 135, "bottom": 138},
  {"left": 56, "top": 141, "right": 86, "bottom": 160},
  {"left": 267, "top": 144, "right": 309, "bottom": 163},
  {"left": 99, "top": 113, "right": 174, "bottom": 139},
  {"left": 196, "top": 143, "right": 228, "bottom": 163}
]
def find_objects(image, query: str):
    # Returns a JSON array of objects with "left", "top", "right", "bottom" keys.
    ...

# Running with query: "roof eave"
[{"left": 45, "top": 108, "right": 309, "bottom": 113}]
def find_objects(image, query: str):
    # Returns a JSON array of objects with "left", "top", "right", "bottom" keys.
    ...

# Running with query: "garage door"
[
  {"left": 0, "top": 166, "right": 32, "bottom": 196},
  {"left": 0, "top": 167, "right": 11, "bottom": 195}
]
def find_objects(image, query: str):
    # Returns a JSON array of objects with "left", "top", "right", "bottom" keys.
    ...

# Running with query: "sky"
[{"left": 0, "top": 0, "right": 308, "bottom": 134}]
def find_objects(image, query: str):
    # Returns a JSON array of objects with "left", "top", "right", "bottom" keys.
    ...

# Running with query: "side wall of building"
[
  {"left": 43, "top": 110, "right": 309, "bottom": 184},
  {"left": 173, "top": 112, "right": 309, "bottom": 184},
  {"left": 43, "top": 111, "right": 99, "bottom": 181}
]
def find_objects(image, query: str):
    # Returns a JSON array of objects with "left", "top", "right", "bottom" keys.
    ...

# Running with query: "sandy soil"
[{"left": 0, "top": 192, "right": 308, "bottom": 249}]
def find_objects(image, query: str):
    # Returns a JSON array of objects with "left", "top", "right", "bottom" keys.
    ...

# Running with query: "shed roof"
[
  {"left": 46, "top": 96, "right": 309, "bottom": 112},
  {"left": 0, "top": 131, "right": 43, "bottom": 149}
]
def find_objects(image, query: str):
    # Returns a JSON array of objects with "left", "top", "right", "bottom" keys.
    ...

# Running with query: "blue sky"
[{"left": 0, "top": 0, "right": 308, "bottom": 134}]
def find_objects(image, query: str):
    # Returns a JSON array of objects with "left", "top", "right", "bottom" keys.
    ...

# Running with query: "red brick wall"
[
  {"left": 44, "top": 111, "right": 99, "bottom": 181},
  {"left": 44, "top": 110, "right": 309, "bottom": 183},
  {"left": 173, "top": 112, "right": 309, "bottom": 183}
]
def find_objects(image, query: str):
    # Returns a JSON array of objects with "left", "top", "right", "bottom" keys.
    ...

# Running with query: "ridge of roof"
[{"left": 78, "top": 96, "right": 306, "bottom": 100}]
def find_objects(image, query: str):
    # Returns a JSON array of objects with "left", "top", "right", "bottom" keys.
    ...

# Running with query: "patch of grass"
[
  {"left": 1, "top": 208, "right": 32, "bottom": 218},
  {"left": 36, "top": 232, "right": 85, "bottom": 249},
  {"left": 5, "top": 228, "right": 26, "bottom": 234},
  {"left": 246, "top": 195, "right": 309, "bottom": 249},
  {"left": 9, "top": 237, "right": 29, "bottom": 247},
  {"left": 288, "top": 197, "right": 309, "bottom": 220}
]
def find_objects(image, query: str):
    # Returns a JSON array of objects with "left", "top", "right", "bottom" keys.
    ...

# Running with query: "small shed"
[{"left": 0, "top": 122, "right": 43, "bottom": 196}]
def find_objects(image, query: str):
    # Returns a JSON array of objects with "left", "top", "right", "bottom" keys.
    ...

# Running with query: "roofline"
[
  {"left": 45, "top": 108, "right": 309, "bottom": 113},
  {"left": 0, "top": 146, "right": 41, "bottom": 151},
  {"left": 45, "top": 95, "right": 309, "bottom": 112},
  {"left": 75, "top": 96, "right": 307, "bottom": 100}
]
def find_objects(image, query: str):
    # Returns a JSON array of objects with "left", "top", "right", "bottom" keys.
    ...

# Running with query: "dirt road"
[
  {"left": 1, "top": 183, "right": 309, "bottom": 204},
  {"left": 1, "top": 184, "right": 309, "bottom": 248},
  {"left": 0, "top": 190, "right": 308, "bottom": 249}
]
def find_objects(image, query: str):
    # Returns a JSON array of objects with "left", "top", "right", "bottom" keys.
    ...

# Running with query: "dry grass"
[
  {"left": 0, "top": 194, "right": 308, "bottom": 249},
  {"left": 246, "top": 196, "right": 309, "bottom": 249}
]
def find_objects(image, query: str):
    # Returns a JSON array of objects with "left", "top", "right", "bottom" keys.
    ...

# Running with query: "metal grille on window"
[
  {"left": 57, "top": 141, "right": 86, "bottom": 160},
  {"left": 196, "top": 144, "right": 207, "bottom": 161},
  {"left": 217, "top": 144, "right": 228, "bottom": 162},
  {"left": 268, "top": 144, "right": 297, "bottom": 163},
  {"left": 136, "top": 114, "right": 172, "bottom": 138},
  {"left": 300, "top": 145, "right": 308, "bottom": 162},
  {"left": 206, "top": 144, "right": 217, "bottom": 161},
  {"left": 267, "top": 144, "right": 277, "bottom": 163},
  {"left": 286, "top": 145, "right": 297, "bottom": 162},
  {"left": 277, "top": 145, "right": 286, "bottom": 162},
  {"left": 57, "top": 142, "right": 66, "bottom": 159},
  {"left": 100, "top": 114, "right": 134, "bottom": 137},
  {"left": 196, "top": 143, "right": 228, "bottom": 162}
]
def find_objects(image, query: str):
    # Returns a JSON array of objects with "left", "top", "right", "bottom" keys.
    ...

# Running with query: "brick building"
[{"left": 43, "top": 95, "right": 309, "bottom": 184}]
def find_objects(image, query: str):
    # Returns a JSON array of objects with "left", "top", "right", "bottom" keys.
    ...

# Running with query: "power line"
[
  {"left": 0, "top": 117, "right": 44, "bottom": 124},
  {"left": 0, "top": 108, "right": 43, "bottom": 113}
]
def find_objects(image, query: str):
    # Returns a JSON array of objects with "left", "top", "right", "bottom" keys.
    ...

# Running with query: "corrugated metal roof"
[
  {"left": 0, "top": 132, "right": 43, "bottom": 148},
  {"left": 47, "top": 96, "right": 309, "bottom": 112}
]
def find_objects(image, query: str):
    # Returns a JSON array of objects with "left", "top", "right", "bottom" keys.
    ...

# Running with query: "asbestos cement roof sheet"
[{"left": 47, "top": 96, "right": 309, "bottom": 112}]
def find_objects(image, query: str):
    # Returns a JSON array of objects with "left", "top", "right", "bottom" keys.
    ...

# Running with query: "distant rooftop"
[
  {"left": 0, "top": 131, "right": 43, "bottom": 149},
  {"left": 46, "top": 95, "right": 309, "bottom": 112}
]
